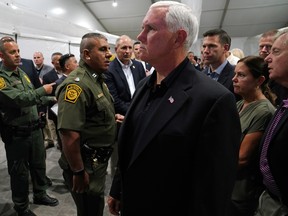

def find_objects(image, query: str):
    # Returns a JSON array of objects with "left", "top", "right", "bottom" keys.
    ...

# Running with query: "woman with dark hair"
[{"left": 231, "top": 55, "right": 276, "bottom": 216}]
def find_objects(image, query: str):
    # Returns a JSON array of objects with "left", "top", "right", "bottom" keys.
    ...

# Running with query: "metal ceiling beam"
[
  {"left": 79, "top": 0, "right": 108, "bottom": 32},
  {"left": 219, "top": 0, "right": 231, "bottom": 29}
]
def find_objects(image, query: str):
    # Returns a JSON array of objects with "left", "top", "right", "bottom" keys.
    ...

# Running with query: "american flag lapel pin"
[{"left": 168, "top": 96, "right": 174, "bottom": 103}]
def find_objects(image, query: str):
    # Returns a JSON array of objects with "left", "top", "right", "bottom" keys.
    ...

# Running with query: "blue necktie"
[{"left": 209, "top": 72, "right": 218, "bottom": 81}]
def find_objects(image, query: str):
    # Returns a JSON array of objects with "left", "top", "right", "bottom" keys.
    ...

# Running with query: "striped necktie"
[{"left": 260, "top": 100, "right": 288, "bottom": 196}]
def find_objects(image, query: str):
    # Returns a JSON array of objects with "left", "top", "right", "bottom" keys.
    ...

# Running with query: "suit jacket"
[
  {"left": 110, "top": 60, "right": 241, "bottom": 215},
  {"left": 203, "top": 62, "right": 241, "bottom": 101},
  {"left": 260, "top": 105, "right": 288, "bottom": 205},
  {"left": 42, "top": 68, "right": 59, "bottom": 119},
  {"left": 42, "top": 68, "right": 59, "bottom": 88},
  {"left": 105, "top": 58, "right": 146, "bottom": 115},
  {"left": 1, "top": 58, "right": 42, "bottom": 89},
  {"left": 52, "top": 75, "right": 67, "bottom": 96},
  {"left": 38, "top": 64, "right": 53, "bottom": 79}
]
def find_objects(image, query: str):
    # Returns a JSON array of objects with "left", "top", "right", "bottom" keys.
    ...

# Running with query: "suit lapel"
[
  {"left": 217, "top": 63, "right": 233, "bottom": 85},
  {"left": 271, "top": 107, "right": 288, "bottom": 139},
  {"left": 128, "top": 87, "right": 189, "bottom": 167}
]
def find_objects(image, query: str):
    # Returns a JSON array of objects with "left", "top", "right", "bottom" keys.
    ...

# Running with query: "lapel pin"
[{"left": 168, "top": 96, "right": 174, "bottom": 104}]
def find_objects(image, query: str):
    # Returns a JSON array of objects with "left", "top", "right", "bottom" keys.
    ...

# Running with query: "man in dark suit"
[
  {"left": 42, "top": 52, "right": 63, "bottom": 86},
  {"left": 258, "top": 29, "right": 288, "bottom": 107},
  {"left": 133, "top": 41, "right": 154, "bottom": 75},
  {"left": 254, "top": 30, "right": 288, "bottom": 216},
  {"left": 105, "top": 35, "right": 146, "bottom": 116},
  {"left": 107, "top": 2, "right": 241, "bottom": 216},
  {"left": 105, "top": 35, "right": 146, "bottom": 177},
  {"left": 202, "top": 29, "right": 241, "bottom": 101},
  {"left": 42, "top": 52, "right": 62, "bottom": 149},
  {"left": 53, "top": 53, "right": 78, "bottom": 95}
]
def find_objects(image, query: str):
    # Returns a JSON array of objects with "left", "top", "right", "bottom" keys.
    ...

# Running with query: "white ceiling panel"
[
  {"left": 84, "top": 0, "right": 150, "bottom": 18},
  {"left": 200, "top": 11, "right": 224, "bottom": 27},
  {"left": 229, "top": 0, "right": 288, "bottom": 8},
  {"left": 101, "top": 17, "right": 143, "bottom": 37},
  {"left": 0, "top": 0, "right": 287, "bottom": 43},
  {"left": 202, "top": 0, "right": 227, "bottom": 11},
  {"left": 221, "top": 23, "right": 283, "bottom": 37},
  {"left": 224, "top": 5, "right": 288, "bottom": 25}
]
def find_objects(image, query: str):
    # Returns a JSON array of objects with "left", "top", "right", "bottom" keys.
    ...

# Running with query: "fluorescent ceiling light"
[
  {"left": 50, "top": 7, "right": 65, "bottom": 15},
  {"left": 112, "top": 0, "right": 118, "bottom": 7}
]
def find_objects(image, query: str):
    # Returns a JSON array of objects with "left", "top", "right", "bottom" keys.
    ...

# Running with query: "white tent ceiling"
[
  {"left": 0, "top": 0, "right": 287, "bottom": 43},
  {"left": 83, "top": 0, "right": 288, "bottom": 40}
]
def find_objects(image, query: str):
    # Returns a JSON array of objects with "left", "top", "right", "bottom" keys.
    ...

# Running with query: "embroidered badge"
[
  {"left": 64, "top": 84, "right": 82, "bottom": 103},
  {"left": 0, "top": 77, "right": 6, "bottom": 90},
  {"left": 24, "top": 74, "right": 31, "bottom": 83}
]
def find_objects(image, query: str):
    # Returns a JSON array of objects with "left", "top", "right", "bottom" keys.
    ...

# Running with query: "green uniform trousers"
[
  {"left": 62, "top": 162, "right": 108, "bottom": 216},
  {"left": 3, "top": 128, "right": 47, "bottom": 213}
]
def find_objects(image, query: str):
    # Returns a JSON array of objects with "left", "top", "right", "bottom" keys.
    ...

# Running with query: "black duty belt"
[
  {"left": 81, "top": 144, "right": 113, "bottom": 164},
  {"left": 6, "top": 122, "right": 41, "bottom": 133}
]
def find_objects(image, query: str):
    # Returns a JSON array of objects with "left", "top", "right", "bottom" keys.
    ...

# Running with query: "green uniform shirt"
[
  {"left": 237, "top": 99, "right": 276, "bottom": 139},
  {"left": 56, "top": 60, "right": 116, "bottom": 148},
  {"left": 0, "top": 65, "right": 53, "bottom": 125}
]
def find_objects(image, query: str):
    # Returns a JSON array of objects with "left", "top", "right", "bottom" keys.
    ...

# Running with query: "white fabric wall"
[{"left": 190, "top": 36, "right": 260, "bottom": 58}]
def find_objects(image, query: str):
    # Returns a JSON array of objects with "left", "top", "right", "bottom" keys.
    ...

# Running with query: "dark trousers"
[{"left": 3, "top": 129, "right": 47, "bottom": 213}]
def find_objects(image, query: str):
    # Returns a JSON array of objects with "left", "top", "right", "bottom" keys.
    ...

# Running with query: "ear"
[
  {"left": 223, "top": 44, "right": 230, "bottom": 52},
  {"left": 174, "top": 29, "right": 187, "bottom": 48},
  {"left": 65, "top": 64, "right": 69, "bottom": 71},
  {"left": 257, "top": 75, "right": 266, "bottom": 86},
  {"left": 83, "top": 49, "right": 90, "bottom": 60}
]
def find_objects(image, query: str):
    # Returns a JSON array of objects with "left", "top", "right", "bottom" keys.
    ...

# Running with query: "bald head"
[
  {"left": 115, "top": 35, "right": 133, "bottom": 65},
  {"left": 33, "top": 51, "right": 45, "bottom": 68}
]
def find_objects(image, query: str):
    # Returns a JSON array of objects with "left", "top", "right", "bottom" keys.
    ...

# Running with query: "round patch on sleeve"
[
  {"left": 64, "top": 84, "right": 82, "bottom": 103},
  {"left": 0, "top": 77, "right": 7, "bottom": 90}
]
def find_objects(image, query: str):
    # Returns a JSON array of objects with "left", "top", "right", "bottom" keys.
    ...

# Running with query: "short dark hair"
[
  {"left": 80, "top": 32, "right": 107, "bottom": 53},
  {"left": 203, "top": 29, "right": 231, "bottom": 49},
  {"left": 51, "top": 52, "right": 62, "bottom": 59},
  {"left": 133, "top": 41, "right": 140, "bottom": 47},
  {"left": 59, "top": 53, "right": 75, "bottom": 70},
  {"left": 0, "top": 36, "right": 15, "bottom": 52}
]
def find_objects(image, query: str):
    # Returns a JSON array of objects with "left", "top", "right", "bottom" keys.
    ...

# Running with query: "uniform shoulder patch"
[
  {"left": 0, "top": 77, "right": 7, "bottom": 90},
  {"left": 64, "top": 84, "right": 82, "bottom": 103}
]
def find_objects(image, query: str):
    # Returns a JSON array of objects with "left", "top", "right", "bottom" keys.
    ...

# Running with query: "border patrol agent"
[
  {"left": 0, "top": 37, "right": 59, "bottom": 216},
  {"left": 56, "top": 33, "right": 117, "bottom": 216}
]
